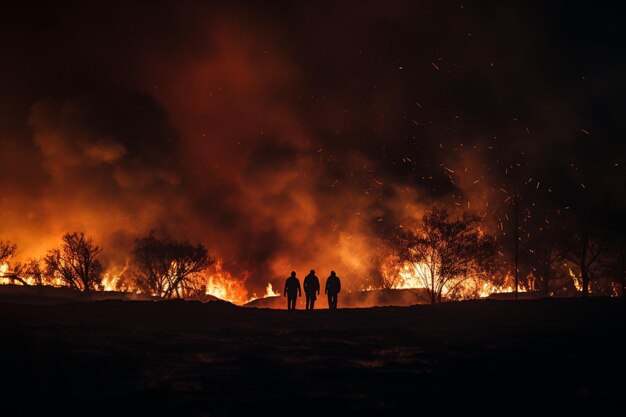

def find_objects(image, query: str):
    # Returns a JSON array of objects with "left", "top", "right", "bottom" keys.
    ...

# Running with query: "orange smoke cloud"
[
  {"left": 0, "top": 7, "right": 509, "bottom": 300},
  {"left": 0, "top": 16, "right": 410, "bottom": 299}
]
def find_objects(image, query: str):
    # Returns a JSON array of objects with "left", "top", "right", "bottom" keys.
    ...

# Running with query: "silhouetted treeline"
[
  {"left": 131, "top": 232, "right": 215, "bottom": 298},
  {"left": 0, "top": 231, "right": 215, "bottom": 299},
  {"left": 1, "top": 202, "right": 626, "bottom": 301}
]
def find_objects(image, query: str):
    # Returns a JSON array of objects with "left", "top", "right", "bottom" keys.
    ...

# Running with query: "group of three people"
[{"left": 283, "top": 270, "right": 341, "bottom": 310}]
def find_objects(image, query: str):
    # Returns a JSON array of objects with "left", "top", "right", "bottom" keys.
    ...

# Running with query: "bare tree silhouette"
[
  {"left": 44, "top": 232, "right": 103, "bottom": 292},
  {"left": 603, "top": 203, "right": 626, "bottom": 297},
  {"left": 0, "top": 241, "right": 16, "bottom": 264},
  {"left": 521, "top": 221, "right": 561, "bottom": 298},
  {"left": 608, "top": 241, "right": 626, "bottom": 297},
  {"left": 3, "top": 258, "right": 44, "bottom": 286},
  {"left": 131, "top": 232, "right": 215, "bottom": 298},
  {"left": 21, "top": 259, "right": 44, "bottom": 286},
  {"left": 560, "top": 215, "right": 606, "bottom": 298},
  {"left": 527, "top": 241, "right": 560, "bottom": 297},
  {"left": 395, "top": 208, "right": 496, "bottom": 304}
]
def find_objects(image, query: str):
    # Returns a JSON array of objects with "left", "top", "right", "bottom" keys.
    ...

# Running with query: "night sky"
[{"left": 1, "top": 1, "right": 625, "bottom": 296}]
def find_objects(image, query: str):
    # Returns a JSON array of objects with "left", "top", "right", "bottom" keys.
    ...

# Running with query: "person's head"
[
  {"left": 331, "top": 271, "right": 336, "bottom": 276},
  {"left": 310, "top": 269, "right": 315, "bottom": 275},
  {"left": 291, "top": 271, "right": 296, "bottom": 277}
]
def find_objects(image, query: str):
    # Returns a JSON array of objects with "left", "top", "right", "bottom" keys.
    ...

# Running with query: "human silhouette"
[
  {"left": 325, "top": 271, "right": 341, "bottom": 309},
  {"left": 283, "top": 271, "right": 301, "bottom": 310},
  {"left": 303, "top": 269, "right": 320, "bottom": 310}
]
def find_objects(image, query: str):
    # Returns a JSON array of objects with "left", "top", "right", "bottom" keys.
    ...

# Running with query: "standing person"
[
  {"left": 303, "top": 269, "right": 320, "bottom": 310},
  {"left": 325, "top": 271, "right": 341, "bottom": 309},
  {"left": 283, "top": 271, "right": 301, "bottom": 310}
]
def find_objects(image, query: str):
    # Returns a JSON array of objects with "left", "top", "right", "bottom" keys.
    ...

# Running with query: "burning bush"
[
  {"left": 391, "top": 208, "right": 496, "bottom": 304},
  {"left": 131, "top": 232, "right": 215, "bottom": 299},
  {"left": 43, "top": 232, "right": 103, "bottom": 292}
]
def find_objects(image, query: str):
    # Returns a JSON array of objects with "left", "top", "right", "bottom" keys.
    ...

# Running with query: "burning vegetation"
[
  {"left": 1, "top": 2, "right": 626, "bottom": 305},
  {"left": 1, "top": 202, "right": 623, "bottom": 305}
]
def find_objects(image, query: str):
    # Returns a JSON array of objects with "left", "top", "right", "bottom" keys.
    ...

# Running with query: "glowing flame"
[
  {"left": 100, "top": 273, "right": 120, "bottom": 291},
  {"left": 99, "top": 265, "right": 134, "bottom": 293},
  {"left": 0, "top": 263, "right": 9, "bottom": 285},
  {"left": 0, "top": 262, "right": 41, "bottom": 286},
  {"left": 379, "top": 258, "right": 530, "bottom": 300},
  {"left": 611, "top": 282, "right": 620, "bottom": 297},
  {"left": 204, "top": 260, "right": 251, "bottom": 305},
  {"left": 470, "top": 276, "right": 529, "bottom": 299},
  {"left": 568, "top": 268, "right": 583, "bottom": 292},
  {"left": 1, "top": 255, "right": 262, "bottom": 304},
  {"left": 397, "top": 263, "right": 429, "bottom": 289},
  {"left": 264, "top": 282, "right": 279, "bottom": 297}
]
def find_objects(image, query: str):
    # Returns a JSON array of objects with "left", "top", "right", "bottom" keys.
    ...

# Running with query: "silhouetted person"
[
  {"left": 303, "top": 269, "right": 320, "bottom": 310},
  {"left": 325, "top": 271, "right": 341, "bottom": 309},
  {"left": 284, "top": 271, "right": 301, "bottom": 310}
]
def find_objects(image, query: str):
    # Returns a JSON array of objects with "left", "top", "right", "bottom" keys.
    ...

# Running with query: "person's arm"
[
  {"left": 283, "top": 280, "right": 288, "bottom": 297},
  {"left": 337, "top": 278, "right": 341, "bottom": 293},
  {"left": 317, "top": 279, "right": 320, "bottom": 295},
  {"left": 297, "top": 280, "right": 302, "bottom": 296},
  {"left": 324, "top": 280, "right": 328, "bottom": 294}
]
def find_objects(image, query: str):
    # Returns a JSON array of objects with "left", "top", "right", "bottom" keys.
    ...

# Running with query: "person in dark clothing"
[
  {"left": 303, "top": 269, "right": 320, "bottom": 310},
  {"left": 325, "top": 271, "right": 341, "bottom": 309},
  {"left": 283, "top": 271, "right": 301, "bottom": 310}
]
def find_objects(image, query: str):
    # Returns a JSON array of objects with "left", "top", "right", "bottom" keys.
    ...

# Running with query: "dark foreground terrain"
[
  {"left": 1, "top": 299, "right": 625, "bottom": 416},
  {"left": 245, "top": 288, "right": 430, "bottom": 308}
]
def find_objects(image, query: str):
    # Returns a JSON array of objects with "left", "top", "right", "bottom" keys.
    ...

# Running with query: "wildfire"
[
  {"left": 100, "top": 273, "right": 120, "bottom": 291},
  {"left": 0, "top": 263, "right": 9, "bottom": 284},
  {"left": 396, "top": 263, "right": 429, "bottom": 289},
  {"left": 380, "top": 258, "right": 530, "bottom": 300},
  {"left": 470, "top": 276, "right": 529, "bottom": 299},
  {"left": 611, "top": 282, "right": 620, "bottom": 297},
  {"left": 568, "top": 267, "right": 583, "bottom": 292},
  {"left": 1, "top": 255, "right": 280, "bottom": 305},
  {"left": 0, "top": 262, "right": 40, "bottom": 286},
  {"left": 202, "top": 261, "right": 280, "bottom": 305},
  {"left": 204, "top": 260, "right": 251, "bottom": 305},
  {"left": 264, "top": 282, "right": 279, "bottom": 297},
  {"left": 0, "top": 244, "right": 610, "bottom": 303},
  {"left": 97, "top": 259, "right": 130, "bottom": 292}
]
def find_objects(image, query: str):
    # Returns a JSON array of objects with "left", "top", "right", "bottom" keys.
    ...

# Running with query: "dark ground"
[
  {"left": 245, "top": 288, "right": 430, "bottom": 308},
  {"left": 1, "top": 298, "right": 624, "bottom": 416}
]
